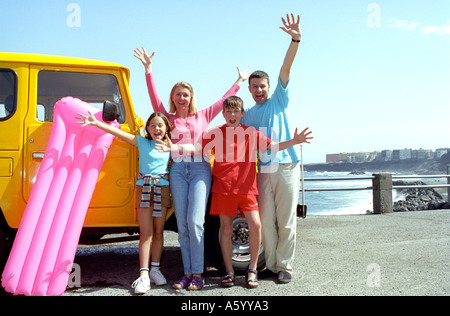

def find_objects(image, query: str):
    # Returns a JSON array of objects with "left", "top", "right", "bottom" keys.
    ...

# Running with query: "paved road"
[{"left": 58, "top": 209, "right": 450, "bottom": 297}]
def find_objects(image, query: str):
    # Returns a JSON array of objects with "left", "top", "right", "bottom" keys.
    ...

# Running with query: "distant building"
[
  {"left": 326, "top": 154, "right": 340, "bottom": 163},
  {"left": 326, "top": 147, "right": 446, "bottom": 163},
  {"left": 381, "top": 150, "right": 393, "bottom": 161},
  {"left": 414, "top": 148, "right": 433, "bottom": 160},
  {"left": 393, "top": 149, "right": 412, "bottom": 160},
  {"left": 326, "top": 151, "right": 380, "bottom": 163},
  {"left": 436, "top": 148, "right": 450, "bottom": 159}
]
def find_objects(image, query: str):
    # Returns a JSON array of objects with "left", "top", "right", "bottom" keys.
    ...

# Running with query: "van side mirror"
[{"left": 102, "top": 101, "right": 120, "bottom": 122}]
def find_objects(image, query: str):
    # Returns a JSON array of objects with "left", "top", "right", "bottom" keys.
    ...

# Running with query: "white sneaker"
[
  {"left": 150, "top": 269, "right": 167, "bottom": 286},
  {"left": 131, "top": 274, "right": 150, "bottom": 294}
]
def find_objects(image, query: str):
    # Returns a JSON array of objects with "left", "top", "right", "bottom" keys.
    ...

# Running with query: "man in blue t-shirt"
[{"left": 241, "top": 13, "right": 309, "bottom": 284}]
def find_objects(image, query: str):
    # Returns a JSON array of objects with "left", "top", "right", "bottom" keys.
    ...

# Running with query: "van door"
[
  {"left": 24, "top": 66, "right": 137, "bottom": 227},
  {"left": 0, "top": 64, "right": 29, "bottom": 228}
]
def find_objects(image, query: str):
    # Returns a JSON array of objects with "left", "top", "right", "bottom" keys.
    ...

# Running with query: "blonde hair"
[{"left": 169, "top": 81, "right": 197, "bottom": 115}]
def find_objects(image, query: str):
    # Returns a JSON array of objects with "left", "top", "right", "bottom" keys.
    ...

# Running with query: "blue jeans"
[{"left": 170, "top": 157, "right": 212, "bottom": 275}]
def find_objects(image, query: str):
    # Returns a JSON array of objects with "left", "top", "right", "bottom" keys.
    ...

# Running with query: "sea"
[{"left": 300, "top": 171, "right": 448, "bottom": 216}]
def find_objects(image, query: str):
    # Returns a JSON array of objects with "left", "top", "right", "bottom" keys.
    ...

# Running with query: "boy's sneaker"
[
  {"left": 131, "top": 274, "right": 151, "bottom": 294},
  {"left": 150, "top": 269, "right": 167, "bottom": 286}
]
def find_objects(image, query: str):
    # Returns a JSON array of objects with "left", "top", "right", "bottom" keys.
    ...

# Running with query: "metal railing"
[
  {"left": 303, "top": 176, "right": 375, "bottom": 192},
  {"left": 302, "top": 174, "right": 450, "bottom": 192},
  {"left": 392, "top": 174, "right": 450, "bottom": 190}
]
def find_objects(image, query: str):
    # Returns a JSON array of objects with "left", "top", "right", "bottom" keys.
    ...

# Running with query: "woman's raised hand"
[
  {"left": 134, "top": 47, "right": 155, "bottom": 73},
  {"left": 236, "top": 67, "right": 252, "bottom": 85}
]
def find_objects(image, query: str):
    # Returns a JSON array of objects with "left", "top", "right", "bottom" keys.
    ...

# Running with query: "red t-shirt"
[{"left": 201, "top": 124, "right": 271, "bottom": 195}]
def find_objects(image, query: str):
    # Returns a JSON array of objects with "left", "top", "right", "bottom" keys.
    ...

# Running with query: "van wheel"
[{"left": 204, "top": 213, "right": 265, "bottom": 271}]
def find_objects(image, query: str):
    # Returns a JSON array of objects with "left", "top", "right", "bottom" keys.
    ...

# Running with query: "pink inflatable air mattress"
[{"left": 1, "top": 97, "right": 119, "bottom": 296}]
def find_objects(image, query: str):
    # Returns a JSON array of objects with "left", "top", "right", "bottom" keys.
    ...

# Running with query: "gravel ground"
[
  {"left": 59, "top": 209, "right": 450, "bottom": 297},
  {"left": 2, "top": 210, "right": 448, "bottom": 300}
]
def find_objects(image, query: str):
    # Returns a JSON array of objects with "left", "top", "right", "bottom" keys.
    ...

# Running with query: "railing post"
[
  {"left": 372, "top": 173, "right": 393, "bottom": 214},
  {"left": 447, "top": 164, "right": 450, "bottom": 202}
]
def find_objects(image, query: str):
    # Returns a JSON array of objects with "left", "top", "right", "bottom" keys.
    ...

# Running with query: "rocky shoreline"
[{"left": 393, "top": 181, "right": 450, "bottom": 212}]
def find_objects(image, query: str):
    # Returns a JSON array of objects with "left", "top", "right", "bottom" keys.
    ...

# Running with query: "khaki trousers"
[{"left": 257, "top": 162, "right": 300, "bottom": 274}]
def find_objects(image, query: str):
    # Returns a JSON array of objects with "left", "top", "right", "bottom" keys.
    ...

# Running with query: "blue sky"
[{"left": 1, "top": 0, "right": 449, "bottom": 163}]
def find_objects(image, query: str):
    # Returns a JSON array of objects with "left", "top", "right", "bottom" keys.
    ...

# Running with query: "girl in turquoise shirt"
[{"left": 76, "top": 111, "right": 171, "bottom": 295}]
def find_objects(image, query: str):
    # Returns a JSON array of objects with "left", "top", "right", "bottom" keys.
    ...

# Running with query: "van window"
[
  {"left": 37, "top": 71, "right": 125, "bottom": 123},
  {"left": 0, "top": 69, "right": 17, "bottom": 121}
]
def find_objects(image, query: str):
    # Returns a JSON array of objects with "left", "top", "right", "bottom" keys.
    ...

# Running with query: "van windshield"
[{"left": 37, "top": 71, "right": 125, "bottom": 123}]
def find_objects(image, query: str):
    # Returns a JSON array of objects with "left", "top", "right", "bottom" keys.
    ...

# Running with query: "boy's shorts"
[
  {"left": 135, "top": 185, "right": 171, "bottom": 217},
  {"left": 210, "top": 193, "right": 259, "bottom": 217}
]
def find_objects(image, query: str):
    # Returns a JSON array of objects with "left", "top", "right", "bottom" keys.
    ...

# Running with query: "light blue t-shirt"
[
  {"left": 136, "top": 136, "right": 170, "bottom": 186},
  {"left": 241, "top": 77, "right": 300, "bottom": 169}
]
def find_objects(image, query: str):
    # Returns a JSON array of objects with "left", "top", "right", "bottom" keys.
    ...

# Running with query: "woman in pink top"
[{"left": 134, "top": 47, "right": 250, "bottom": 290}]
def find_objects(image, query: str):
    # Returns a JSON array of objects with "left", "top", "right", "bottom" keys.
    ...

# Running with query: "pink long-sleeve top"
[{"left": 145, "top": 72, "right": 240, "bottom": 158}]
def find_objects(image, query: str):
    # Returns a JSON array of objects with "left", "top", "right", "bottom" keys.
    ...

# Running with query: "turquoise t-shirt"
[
  {"left": 241, "top": 77, "right": 300, "bottom": 169},
  {"left": 135, "top": 136, "right": 170, "bottom": 186}
]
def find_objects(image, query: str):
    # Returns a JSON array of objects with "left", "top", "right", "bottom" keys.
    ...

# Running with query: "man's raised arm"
[{"left": 279, "top": 13, "right": 302, "bottom": 88}]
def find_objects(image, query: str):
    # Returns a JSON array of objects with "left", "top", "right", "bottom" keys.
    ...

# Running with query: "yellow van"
[
  {"left": 0, "top": 53, "right": 177, "bottom": 255},
  {"left": 0, "top": 52, "right": 262, "bottom": 271}
]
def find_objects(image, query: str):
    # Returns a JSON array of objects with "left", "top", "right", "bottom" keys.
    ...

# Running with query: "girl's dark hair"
[{"left": 145, "top": 112, "right": 172, "bottom": 140}]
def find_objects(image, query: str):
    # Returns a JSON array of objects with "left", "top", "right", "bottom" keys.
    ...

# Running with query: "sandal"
[
  {"left": 221, "top": 272, "right": 235, "bottom": 288},
  {"left": 188, "top": 276, "right": 204, "bottom": 291},
  {"left": 173, "top": 276, "right": 191, "bottom": 289},
  {"left": 246, "top": 269, "right": 259, "bottom": 289}
]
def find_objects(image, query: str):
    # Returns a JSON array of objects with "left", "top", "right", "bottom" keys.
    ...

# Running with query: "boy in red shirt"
[{"left": 156, "top": 96, "right": 312, "bottom": 288}]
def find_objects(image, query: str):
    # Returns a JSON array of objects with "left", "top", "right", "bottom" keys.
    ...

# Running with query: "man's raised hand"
[{"left": 280, "top": 13, "right": 301, "bottom": 41}]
